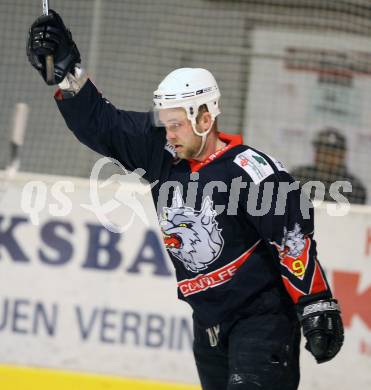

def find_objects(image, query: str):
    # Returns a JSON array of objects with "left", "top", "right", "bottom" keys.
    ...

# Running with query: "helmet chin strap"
[{"left": 191, "top": 119, "right": 215, "bottom": 159}]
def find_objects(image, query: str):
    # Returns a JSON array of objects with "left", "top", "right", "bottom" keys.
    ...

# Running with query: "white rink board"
[
  {"left": 0, "top": 172, "right": 370, "bottom": 389},
  {"left": 0, "top": 172, "right": 196, "bottom": 383},
  {"left": 300, "top": 203, "right": 371, "bottom": 390}
]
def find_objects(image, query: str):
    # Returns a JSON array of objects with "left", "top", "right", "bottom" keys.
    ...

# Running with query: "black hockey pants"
[{"left": 193, "top": 295, "right": 301, "bottom": 390}]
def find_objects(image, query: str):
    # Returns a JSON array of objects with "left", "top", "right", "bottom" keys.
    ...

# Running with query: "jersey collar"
[{"left": 188, "top": 132, "right": 243, "bottom": 173}]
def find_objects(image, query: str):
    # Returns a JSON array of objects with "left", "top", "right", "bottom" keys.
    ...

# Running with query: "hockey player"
[{"left": 27, "top": 10, "right": 344, "bottom": 390}]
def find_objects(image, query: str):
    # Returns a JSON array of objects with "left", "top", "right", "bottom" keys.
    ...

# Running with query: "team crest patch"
[
  {"left": 159, "top": 187, "right": 224, "bottom": 273},
  {"left": 272, "top": 223, "right": 309, "bottom": 279},
  {"left": 234, "top": 149, "right": 274, "bottom": 184}
]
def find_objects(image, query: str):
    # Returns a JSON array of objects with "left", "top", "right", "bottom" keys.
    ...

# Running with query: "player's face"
[{"left": 159, "top": 108, "right": 202, "bottom": 159}]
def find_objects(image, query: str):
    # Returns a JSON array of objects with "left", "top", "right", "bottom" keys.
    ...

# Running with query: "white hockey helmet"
[{"left": 153, "top": 68, "right": 221, "bottom": 130}]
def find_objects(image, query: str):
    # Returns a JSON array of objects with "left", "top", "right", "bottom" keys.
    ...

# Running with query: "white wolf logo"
[
  {"left": 274, "top": 223, "right": 306, "bottom": 259},
  {"left": 159, "top": 187, "right": 224, "bottom": 273}
]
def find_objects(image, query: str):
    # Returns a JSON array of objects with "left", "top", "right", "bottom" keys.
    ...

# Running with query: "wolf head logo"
[
  {"left": 159, "top": 188, "right": 224, "bottom": 273},
  {"left": 276, "top": 223, "right": 306, "bottom": 259}
]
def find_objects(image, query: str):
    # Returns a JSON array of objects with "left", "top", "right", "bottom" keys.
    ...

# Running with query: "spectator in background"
[{"left": 292, "top": 128, "right": 367, "bottom": 205}]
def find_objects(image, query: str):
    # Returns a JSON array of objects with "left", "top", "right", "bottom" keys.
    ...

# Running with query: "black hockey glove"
[
  {"left": 297, "top": 298, "right": 344, "bottom": 364},
  {"left": 27, "top": 9, "right": 80, "bottom": 85}
]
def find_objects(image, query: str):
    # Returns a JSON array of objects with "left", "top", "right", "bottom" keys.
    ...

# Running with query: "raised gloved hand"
[
  {"left": 27, "top": 9, "right": 80, "bottom": 85},
  {"left": 297, "top": 298, "right": 344, "bottom": 363}
]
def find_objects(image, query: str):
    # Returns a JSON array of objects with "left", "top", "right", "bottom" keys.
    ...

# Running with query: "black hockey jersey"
[{"left": 56, "top": 80, "right": 332, "bottom": 327}]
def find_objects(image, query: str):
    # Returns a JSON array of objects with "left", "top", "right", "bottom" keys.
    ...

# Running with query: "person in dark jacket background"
[{"left": 292, "top": 128, "right": 367, "bottom": 204}]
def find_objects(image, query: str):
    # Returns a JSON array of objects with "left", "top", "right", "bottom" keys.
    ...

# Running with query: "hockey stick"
[
  {"left": 42, "top": 0, "right": 55, "bottom": 85},
  {"left": 0, "top": 103, "right": 29, "bottom": 205}
]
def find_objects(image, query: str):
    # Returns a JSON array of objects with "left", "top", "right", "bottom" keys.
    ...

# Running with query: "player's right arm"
[
  {"left": 27, "top": 9, "right": 164, "bottom": 180},
  {"left": 55, "top": 75, "right": 157, "bottom": 175}
]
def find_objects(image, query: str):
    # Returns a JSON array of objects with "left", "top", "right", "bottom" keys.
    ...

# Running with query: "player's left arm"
[
  {"left": 235, "top": 150, "right": 344, "bottom": 363},
  {"left": 266, "top": 170, "right": 344, "bottom": 364}
]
